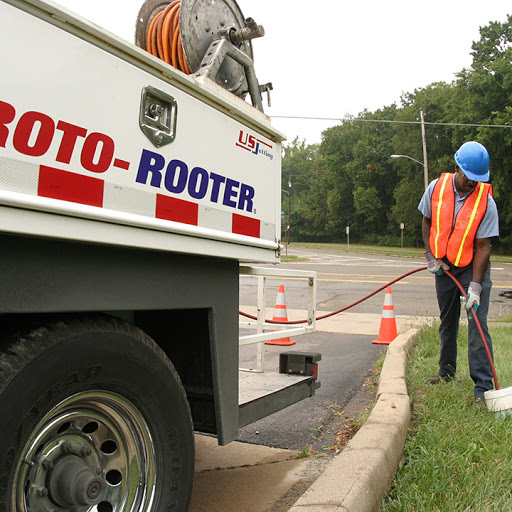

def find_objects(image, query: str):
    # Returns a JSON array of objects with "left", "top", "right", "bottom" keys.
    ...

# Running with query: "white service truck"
[{"left": 0, "top": 0, "right": 319, "bottom": 510}]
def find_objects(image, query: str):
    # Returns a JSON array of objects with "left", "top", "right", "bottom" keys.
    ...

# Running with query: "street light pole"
[
  {"left": 391, "top": 154, "right": 428, "bottom": 190},
  {"left": 281, "top": 176, "right": 292, "bottom": 256},
  {"left": 420, "top": 109, "right": 429, "bottom": 190},
  {"left": 287, "top": 176, "right": 292, "bottom": 249},
  {"left": 391, "top": 154, "right": 423, "bottom": 166},
  {"left": 281, "top": 189, "right": 289, "bottom": 255}
]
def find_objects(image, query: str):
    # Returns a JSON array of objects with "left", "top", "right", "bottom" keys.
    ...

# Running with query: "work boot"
[
  {"left": 427, "top": 374, "right": 454, "bottom": 384},
  {"left": 473, "top": 397, "right": 487, "bottom": 410}
]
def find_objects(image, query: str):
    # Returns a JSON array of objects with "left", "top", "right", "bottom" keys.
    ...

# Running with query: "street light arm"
[{"left": 391, "top": 154, "right": 425, "bottom": 167}]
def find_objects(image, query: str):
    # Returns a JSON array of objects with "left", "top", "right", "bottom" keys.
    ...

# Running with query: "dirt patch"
[
  {"left": 307, "top": 371, "right": 378, "bottom": 454},
  {"left": 263, "top": 373, "right": 379, "bottom": 512}
]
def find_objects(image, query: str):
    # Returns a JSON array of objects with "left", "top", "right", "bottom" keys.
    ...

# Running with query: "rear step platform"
[{"left": 238, "top": 352, "right": 321, "bottom": 428}]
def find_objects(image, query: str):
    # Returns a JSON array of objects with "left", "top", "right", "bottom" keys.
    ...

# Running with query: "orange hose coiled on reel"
[{"left": 146, "top": 0, "right": 192, "bottom": 74}]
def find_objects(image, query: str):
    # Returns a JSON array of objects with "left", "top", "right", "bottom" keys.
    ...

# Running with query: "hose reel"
[{"left": 135, "top": 0, "right": 271, "bottom": 112}]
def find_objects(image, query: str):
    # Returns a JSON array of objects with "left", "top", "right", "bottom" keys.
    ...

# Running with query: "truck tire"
[{"left": 0, "top": 314, "right": 195, "bottom": 512}]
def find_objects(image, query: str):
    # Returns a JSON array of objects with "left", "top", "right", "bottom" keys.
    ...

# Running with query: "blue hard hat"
[{"left": 454, "top": 141, "right": 490, "bottom": 182}]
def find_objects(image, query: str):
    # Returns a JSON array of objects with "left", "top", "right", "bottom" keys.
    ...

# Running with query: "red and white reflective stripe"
[
  {"left": 273, "top": 285, "right": 288, "bottom": 322},
  {"left": 381, "top": 287, "right": 395, "bottom": 319},
  {"left": 0, "top": 157, "right": 273, "bottom": 241}
]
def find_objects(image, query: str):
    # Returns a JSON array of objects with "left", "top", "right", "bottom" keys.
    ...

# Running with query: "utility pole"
[
  {"left": 287, "top": 176, "right": 291, "bottom": 249},
  {"left": 420, "top": 109, "right": 429, "bottom": 190}
]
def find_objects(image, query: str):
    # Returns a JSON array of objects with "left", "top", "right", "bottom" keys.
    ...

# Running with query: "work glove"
[
  {"left": 465, "top": 281, "right": 482, "bottom": 314},
  {"left": 424, "top": 251, "right": 449, "bottom": 275}
]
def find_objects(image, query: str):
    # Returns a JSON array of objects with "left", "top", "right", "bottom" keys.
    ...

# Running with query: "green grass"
[
  {"left": 288, "top": 242, "right": 512, "bottom": 264},
  {"left": 381, "top": 324, "right": 512, "bottom": 511},
  {"left": 280, "top": 254, "right": 307, "bottom": 262},
  {"left": 490, "top": 314, "right": 512, "bottom": 324},
  {"left": 290, "top": 242, "right": 425, "bottom": 259}
]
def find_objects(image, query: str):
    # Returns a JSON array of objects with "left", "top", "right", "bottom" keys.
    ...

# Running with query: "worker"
[{"left": 418, "top": 141, "right": 499, "bottom": 409}]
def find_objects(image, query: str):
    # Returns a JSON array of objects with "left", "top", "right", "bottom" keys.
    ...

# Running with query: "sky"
[{"left": 55, "top": 0, "right": 511, "bottom": 144}]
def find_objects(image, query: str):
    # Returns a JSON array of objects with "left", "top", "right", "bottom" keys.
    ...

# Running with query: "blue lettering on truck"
[{"left": 136, "top": 149, "right": 255, "bottom": 213}]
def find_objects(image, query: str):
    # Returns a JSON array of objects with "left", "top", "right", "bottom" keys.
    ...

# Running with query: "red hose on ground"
[{"left": 239, "top": 265, "right": 499, "bottom": 389}]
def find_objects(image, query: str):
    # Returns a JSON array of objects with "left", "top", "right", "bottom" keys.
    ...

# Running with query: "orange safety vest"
[{"left": 430, "top": 173, "right": 491, "bottom": 267}]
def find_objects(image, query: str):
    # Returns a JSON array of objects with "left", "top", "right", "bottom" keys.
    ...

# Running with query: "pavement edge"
[{"left": 287, "top": 328, "right": 419, "bottom": 512}]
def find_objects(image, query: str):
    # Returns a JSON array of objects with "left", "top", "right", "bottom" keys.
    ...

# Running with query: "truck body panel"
[
  {"left": 0, "top": 233, "right": 241, "bottom": 444},
  {"left": 0, "top": 0, "right": 282, "bottom": 263},
  {"left": 0, "top": 2, "right": 320, "bottom": 509}
]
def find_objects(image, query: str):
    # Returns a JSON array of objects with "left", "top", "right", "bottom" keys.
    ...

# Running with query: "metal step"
[{"left": 238, "top": 371, "right": 317, "bottom": 428}]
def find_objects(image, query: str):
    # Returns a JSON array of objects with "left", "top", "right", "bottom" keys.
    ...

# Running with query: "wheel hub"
[
  {"left": 15, "top": 391, "right": 157, "bottom": 512},
  {"left": 48, "top": 452, "right": 107, "bottom": 507},
  {"left": 24, "top": 438, "right": 107, "bottom": 510}
]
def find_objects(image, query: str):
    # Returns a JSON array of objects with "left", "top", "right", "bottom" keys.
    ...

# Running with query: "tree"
[
  {"left": 281, "top": 137, "right": 319, "bottom": 195},
  {"left": 319, "top": 107, "right": 399, "bottom": 242},
  {"left": 281, "top": 138, "right": 328, "bottom": 241},
  {"left": 279, "top": 15, "right": 512, "bottom": 250},
  {"left": 455, "top": 15, "right": 512, "bottom": 249},
  {"left": 390, "top": 82, "right": 458, "bottom": 246}
]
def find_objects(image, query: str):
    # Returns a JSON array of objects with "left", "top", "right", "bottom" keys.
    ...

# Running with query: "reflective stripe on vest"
[
  {"left": 451, "top": 184, "right": 486, "bottom": 266},
  {"left": 431, "top": 173, "right": 453, "bottom": 258},
  {"left": 429, "top": 173, "right": 491, "bottom": 267}
]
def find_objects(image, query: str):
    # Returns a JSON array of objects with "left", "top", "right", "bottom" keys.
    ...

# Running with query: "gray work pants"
[{"left": 435, "top": 263, "right": 494, "bottom": 398}]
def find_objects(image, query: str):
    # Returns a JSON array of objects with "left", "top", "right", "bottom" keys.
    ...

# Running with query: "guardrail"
[{"left": 239, "top": 265, "right": 317, "bottom": 372}]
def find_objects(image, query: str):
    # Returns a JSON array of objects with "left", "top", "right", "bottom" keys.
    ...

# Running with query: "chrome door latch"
[{"left": 139, "top": 86, "right": 177, "bottom": 147}]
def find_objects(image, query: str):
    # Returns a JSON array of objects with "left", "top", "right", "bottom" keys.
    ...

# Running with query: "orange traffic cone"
[
  {"left": 372, "top": 286, "right": 398, "bottom": 345},
  {"left": 265, "top": 285, "right": 296, "bottom": 346}
]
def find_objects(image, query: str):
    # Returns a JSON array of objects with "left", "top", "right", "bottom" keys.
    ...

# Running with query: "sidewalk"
[
  {"left": 191, "top": 323, "right": 419, "bottom": 512},
  {"left": 285, "top": 307, "right": 420, "bottom": 511},
  {"left": 236, "top": 307, "right": 425, "bottom": 511},
  {"left": 240, "top": 305, "right": 434, "bottom": 336},
  {"left": 287, "top": 328, "right": 417, "bottom": 512}
]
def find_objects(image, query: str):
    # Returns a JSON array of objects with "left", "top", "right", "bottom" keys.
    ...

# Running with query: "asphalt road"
[
  {"left": 238, "top": 331, "right": 385, "bottom": 452},
  {"left": 237, "top": 247, "right": 512, "bottom": 451},
  {"left": 189, "top": 248, "right": 512, "bottom": 512},
  {"left": 240, "top": 247, "right": 512, "bottom": 320},
  {"left": 237, "top": 249, "right": 416, "bottom": 453}
]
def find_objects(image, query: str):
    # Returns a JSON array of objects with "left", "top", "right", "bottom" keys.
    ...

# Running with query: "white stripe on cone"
[
  {"left": 372, "top": 286, "right": 397, "bottom": 345},
  {"left": 266, "top": 284, "right": 296, "bottom": 346}
]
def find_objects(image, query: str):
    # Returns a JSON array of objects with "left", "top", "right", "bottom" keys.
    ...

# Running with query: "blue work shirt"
[{"left": 418, "top": 175, "right": 499, "bottom": 239}]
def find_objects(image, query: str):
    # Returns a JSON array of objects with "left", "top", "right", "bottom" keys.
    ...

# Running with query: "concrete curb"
[{"left": 288, "top": 329, "right": 419, "bottom": 512}]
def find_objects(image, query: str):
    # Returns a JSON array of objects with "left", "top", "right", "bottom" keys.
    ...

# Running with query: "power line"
[{"left": 271, "top": 115, "right": 512, "bottom": 129}]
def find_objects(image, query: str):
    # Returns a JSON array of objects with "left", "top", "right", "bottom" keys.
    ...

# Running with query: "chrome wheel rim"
[{"left": 15, "top": 390, "right": 157, "bottom": 511}]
